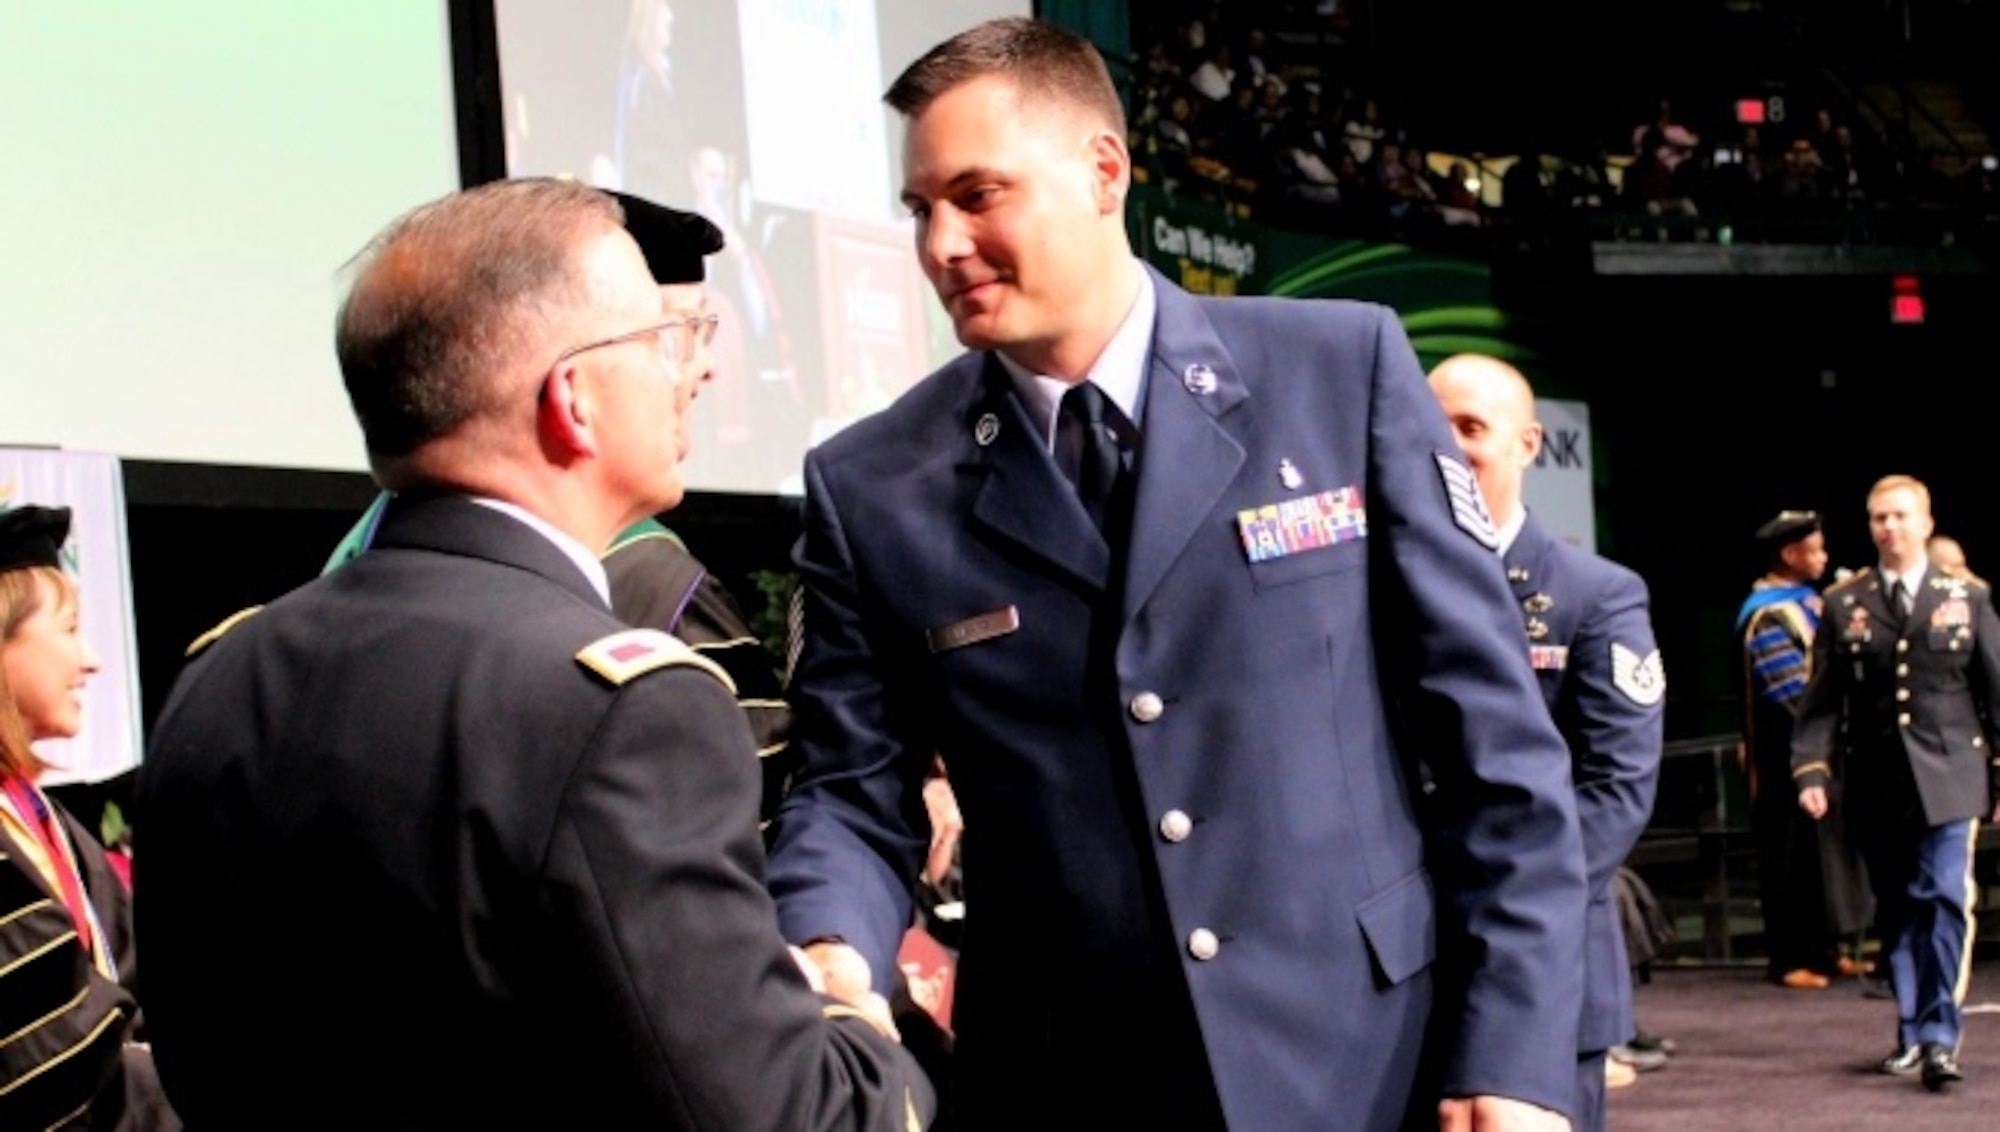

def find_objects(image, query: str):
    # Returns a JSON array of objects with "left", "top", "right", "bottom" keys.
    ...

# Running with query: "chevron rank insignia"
[
  {"left": 1611, "top": 642, "right": 1666, "bottom": 706},
  {"left": 1435, "top": 452, "right": 1498, "bottom": 549},
  {"left": 186, "top": 606, "right": 263, "bottom": 657},
  {"left": 576, "top": 628, "right": 736, "bottom": 692}
]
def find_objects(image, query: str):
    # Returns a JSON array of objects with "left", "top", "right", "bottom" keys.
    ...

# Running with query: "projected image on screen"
[{"left": 495, "top": 0, "right": 1025, "bottom": 496}]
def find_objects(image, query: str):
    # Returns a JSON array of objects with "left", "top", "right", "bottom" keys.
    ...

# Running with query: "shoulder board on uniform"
[
  {"left": 1824, "top": 568, "right": 1871, "bottom": 597},
  {"left": 185, "top": 606, "right": 263, "bottom": 657},
  {"left": 575, "top": 628, "right": 736, "bottom": 693}
]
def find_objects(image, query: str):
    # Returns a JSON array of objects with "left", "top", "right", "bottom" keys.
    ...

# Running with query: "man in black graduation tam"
[
  {"left": 0, "top": 505, "right": 71, "bottom": 574},
  {"left": 604, "top": 189, "right": 724, "bottom": 284},
  {"left": 1756, "top": 509, "right": 1822, "bottom": 552},
  {"left": 1739, "top": 505, "right": 1872, "bottom": 996},
  {"left": 590, "top": 190, "right": 803, "bottom": 832}
]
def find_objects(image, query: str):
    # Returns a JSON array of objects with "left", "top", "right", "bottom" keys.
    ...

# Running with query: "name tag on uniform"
[{"left": 927, "top": 607, "right": 1020, "bottom": 653}]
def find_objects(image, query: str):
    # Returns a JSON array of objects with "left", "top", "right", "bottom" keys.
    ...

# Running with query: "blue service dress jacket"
[
  {"left": 136, "top": 493, "right": 933, "bottom": 1132},
  {"left": 1503, "top": 513, "right": 1665, "bottom": 1055},
  {"left": 767, "top": 265, "right": 1588, "bottom": 1129}
]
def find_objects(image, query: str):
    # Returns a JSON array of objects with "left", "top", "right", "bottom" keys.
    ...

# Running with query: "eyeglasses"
[{"left": 552, "top": 312, "right": 720, "bottom": 373}]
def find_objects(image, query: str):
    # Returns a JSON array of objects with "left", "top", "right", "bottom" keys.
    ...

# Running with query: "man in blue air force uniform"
[
  {"left": 767, "top": 19, "right": 1587, "bottom": 1132},
  {"left": 1429, "top": 354, "right": 1665, "bottom": 1132}
]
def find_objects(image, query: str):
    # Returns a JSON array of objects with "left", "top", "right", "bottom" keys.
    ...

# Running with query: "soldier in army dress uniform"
[
  {"left": 135, "top": 178, "right": 933, "bottom": 1130},
  {"left": 1793, "top": 474, "right": 2000, "bottom": 1094}
]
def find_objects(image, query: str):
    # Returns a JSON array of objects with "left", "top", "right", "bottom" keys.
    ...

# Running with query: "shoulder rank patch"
[
  {"left": 1434, "top": 452, "right": 1498, "bottom": 549},
  {"left": 185, "top": 606, "right": 263, "bottom": 657},
  {"left": 575, "top": 628, "right": 736, "bottom": 693},
  {"left": 1826, "top": 568, "right": 1871, "bottom": 597},
  {"left": 1611, "top": 642, "right": 1666, "bottom": 707}
]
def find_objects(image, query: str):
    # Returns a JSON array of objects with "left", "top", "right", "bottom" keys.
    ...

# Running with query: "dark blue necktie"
[{"left": 1057, "top": 382, "right": 1130, "bottom": 536}]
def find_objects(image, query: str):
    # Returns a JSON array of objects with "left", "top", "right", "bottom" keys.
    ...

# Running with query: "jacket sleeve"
[
  {"left": 1363, "top": 306, "right": 1588, "bottom": 1115},
  {"left": 1790, "top": 600, "right": 1844, "bottom": 792},
  {"left": 764, "top": 450, "right": 931, "bottom": 982},
  {"left": 547, "top": 665, "right": 933, "bottom": 1132},
  {"left": 1971, "top": 584, "right": 2000, "bottom": 801},
  {"left": 1564, "top": 567, "right": 1666, "bottom": 902}
]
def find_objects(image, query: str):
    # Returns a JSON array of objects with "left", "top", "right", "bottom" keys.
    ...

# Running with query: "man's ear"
[
  {"left": 537, "top": 361, "right": 599, "bottom": 461},
  {"left": 1520, "top": 420, "right": 1545, "bottom": 468},
  {"left": 1089, "top": 128, "right": 1131, "bottom": 215}
]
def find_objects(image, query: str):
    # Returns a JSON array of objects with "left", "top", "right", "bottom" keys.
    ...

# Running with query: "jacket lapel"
[
  {"left": 1122, "top": 274, "right": 1248, "bottom": 622},
  {"left": 961, "top": 356, "right": 1113, "bottom": 591},
  {"left": 1502, "top": 530, "right": 1535, "bottom": 602},
  {"left": 1903, "top": 571, "right": 1941, "bottom": 636}
]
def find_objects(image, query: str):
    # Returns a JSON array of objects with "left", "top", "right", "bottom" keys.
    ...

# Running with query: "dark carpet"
[{"left": 1608, "top": 960, "right": 2000, "bottom": 1131}]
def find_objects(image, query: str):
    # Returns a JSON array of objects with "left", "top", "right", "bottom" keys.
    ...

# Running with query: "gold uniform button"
[
  {"left": 1897, "top": 664, "right": 1910, "bottom": 676},
  {"left": 1187, "top": 928, "right": 1220, "bottom": 961},
  {"left": 1898, "top": 713, "right": 1912, "bottom": 726},
  {"left": 1130, "top": 692, "right": 1165, "bottom": 723},
  {"left": 1897, "top": 640, "right": 1910, "bottom": 654},
  {"left": 1159, "top": 810, "right": 1194, "bottom": 842},
  {"left": 1897, "top": 688, "right": 1911, "bottom": 701}
]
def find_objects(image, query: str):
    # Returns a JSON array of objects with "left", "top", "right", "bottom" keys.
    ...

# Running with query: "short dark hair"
[
  {"left": 334, "top": 178, "right": 622, "bottom": 462},
  {"left": 884, "top": 17, "right": 1125, "bottom": 137}
]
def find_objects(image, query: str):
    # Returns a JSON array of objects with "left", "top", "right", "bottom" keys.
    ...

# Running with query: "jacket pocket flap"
[{"left": 1356, "top": 868, "right": 1437, "bottom": 987}]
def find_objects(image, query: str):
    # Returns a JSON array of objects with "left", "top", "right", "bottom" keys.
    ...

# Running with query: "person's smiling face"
[
  {"left": 3, "top": 570, "right": 100, "bottom": 743},
  {"left": 899, "top": 74, "right": 1125, "bottom": 375}
]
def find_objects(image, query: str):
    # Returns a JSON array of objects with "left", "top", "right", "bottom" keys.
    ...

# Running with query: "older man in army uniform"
[{"left": 137, "top": 179, "right": 932, "bottom": 1130}]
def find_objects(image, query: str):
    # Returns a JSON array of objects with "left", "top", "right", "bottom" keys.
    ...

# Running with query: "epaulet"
[
  {"left": 185, "top": 606, "right": 263, "bottom": 657},
  {"left": 575, "top": 628, "right": 736, "bottom": 693},
  {"left": 1825, "top": 568, "right": 1871, "bottom": 596},
  {"left": 604, "top": 518, "right": 687, "bottom": 557}
]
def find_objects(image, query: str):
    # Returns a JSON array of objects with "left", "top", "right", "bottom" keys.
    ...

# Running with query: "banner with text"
[
  {"left": 1131, "top": 186, "right": 1597, "bottom": 551},
  {"left": 1526, "top": 399, "right": 1597, "bottom": 552}
]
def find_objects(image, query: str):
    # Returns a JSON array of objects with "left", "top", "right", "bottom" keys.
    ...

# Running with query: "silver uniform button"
[
  {"left": 1187, "top": 928, "right": 1220, "bottom": 961},
  {"left": 1897, "top": 639, "right": 1910, "bottom": 654},
  {"left": 1898, "top": 712, "right": 1912, "bottom": 726},
  {"left": 1897, "top": 663, "right": 1910, "bottom": 676},
  {"left": 1897, "top": 687, "right": 1911, "bottom": 701},
  {"left": 1131, "top": 691, "right": 1165, "bottom": 723},
  {"left": 1160, "top": 810, "right": 1193, "bottom": 842}
]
